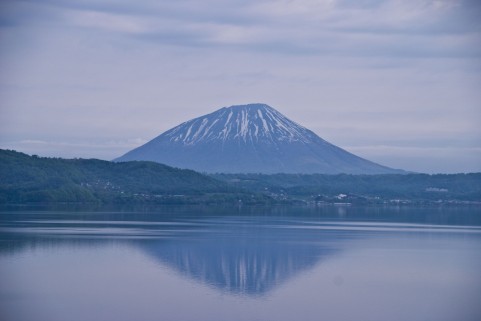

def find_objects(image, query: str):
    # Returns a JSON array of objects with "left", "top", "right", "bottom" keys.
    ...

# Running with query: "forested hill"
[
  {"left": 212, "top": 173, "right": 481, "bottom": 204},
  {"left": 0, "top": 149, "right": 251, "bottom": 204},
  {"left": 2, "top": 149, "right": 480, "bottom": 205}
]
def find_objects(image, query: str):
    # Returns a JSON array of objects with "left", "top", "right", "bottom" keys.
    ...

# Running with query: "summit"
[{"left": 115, "top": 103, "right": 403, "bottom": 174}]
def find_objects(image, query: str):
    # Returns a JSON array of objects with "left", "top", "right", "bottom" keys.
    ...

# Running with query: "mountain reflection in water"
[
  {"left": 1, "top": 206, "right": 481, "bottom": 321},
  {"left": 0, "top": 207, "right": 369, "bottom": 297},
  {"left": 141, "top": 220, "right": 341, "bottom": 295}
]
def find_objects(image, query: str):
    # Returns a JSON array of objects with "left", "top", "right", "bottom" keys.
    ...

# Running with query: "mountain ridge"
[
  {"left": 2, "top": 149, "right": 479, "bottom": 205},
  {"left": 0, "top": 149, "right": 256, "bottom": 204},
  {"left": 115, "top": 103, "right": 404, "bottom": 174}
]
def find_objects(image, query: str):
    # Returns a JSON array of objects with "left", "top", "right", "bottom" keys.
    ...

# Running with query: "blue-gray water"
[{"left": 1, "top": 205, "right": 480, "bottom": 321}]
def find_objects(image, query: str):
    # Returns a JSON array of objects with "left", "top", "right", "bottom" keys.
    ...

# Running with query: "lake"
[{"left": 1, "top": 205, "right": 480, "bottom": 321}]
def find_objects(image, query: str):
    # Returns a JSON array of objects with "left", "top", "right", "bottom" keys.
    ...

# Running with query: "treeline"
[
  {"left": 212, "top": 173, "right": 481, "bottom": 203},
  {"left": 0, "top": 150, "right": 266, "bottom": 204},
  {"left": 2, "top": 149, "right": 480, "bottom": 205}
]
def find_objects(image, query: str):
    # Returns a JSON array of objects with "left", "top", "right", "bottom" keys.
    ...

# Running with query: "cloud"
[
  {"left": 3, "top": 0, "right": 479, "bottom": 58},
  {"left": 346, "top": 145, "right": 481, "bottom": 173},
  {"left": 0, "top": 138, "right": 147, "bottom": 160},
  {"left": 0, "top": 0, "right": 480, "bottom": 172}
]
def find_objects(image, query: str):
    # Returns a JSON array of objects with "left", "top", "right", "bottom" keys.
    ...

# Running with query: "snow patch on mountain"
[
  {"left": 115, "top": 103, "right": 404, "bottom": 174},
  {"left": 163, "top": 104, "right": 315, "bottom": 146}
]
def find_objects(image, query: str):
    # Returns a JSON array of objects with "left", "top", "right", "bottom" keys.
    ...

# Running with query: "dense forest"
[
  {"left": 1, "top": 149, "right": 480, "bottom": 205},
  {"left": 212, "top": 173, "right": 481, "bottom": 204},
  {"left": 0, "top": 150, "right": 266, "bottom": 204}
]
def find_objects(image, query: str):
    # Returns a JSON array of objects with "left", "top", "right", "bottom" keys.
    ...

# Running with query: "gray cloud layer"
[{"left": 1, "top": 0, "right": 480, "bottom": 173}]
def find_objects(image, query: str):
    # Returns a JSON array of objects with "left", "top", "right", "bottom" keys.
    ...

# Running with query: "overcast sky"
[{"left": 1, "top": 0, "right": 480, "bottom": 173}]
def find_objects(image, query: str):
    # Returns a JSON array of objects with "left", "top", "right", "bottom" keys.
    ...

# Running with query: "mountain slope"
[
  {"left": 0, "top": 149, "right": 247, "bottom": 204},
  {"left": 115, "top": 103, "right": 404, "bottom": 174}
]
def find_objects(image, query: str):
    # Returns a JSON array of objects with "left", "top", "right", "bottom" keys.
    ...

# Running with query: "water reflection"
[
  {"left": 0, "top": 213, "right": 347, "bottom": 296},
  {"left": 141, "top": 223, "right": 342, "bottom": 295},
  {"left": 1, "top": 205, "right": 481, "bottom": 299}
]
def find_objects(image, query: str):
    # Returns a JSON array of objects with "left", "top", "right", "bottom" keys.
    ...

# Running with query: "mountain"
[{"left": 115, "top": 103, "right": 404, "bottom": 174}]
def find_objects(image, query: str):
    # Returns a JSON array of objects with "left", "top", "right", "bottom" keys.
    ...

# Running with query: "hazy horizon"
[{"left": 1, "top": 0, "right": 480, "bottom": 173}]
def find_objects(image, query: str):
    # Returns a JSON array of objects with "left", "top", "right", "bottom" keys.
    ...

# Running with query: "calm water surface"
[{"left": 1, "top": 205, "right": 480, "bottom": 321}]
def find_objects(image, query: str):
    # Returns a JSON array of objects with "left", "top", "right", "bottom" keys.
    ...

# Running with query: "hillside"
[
  {"left": 212, "top": 173, "right": 481, "bottom": 204},
  {"left": 2, "top": 149, "right": 479, "bottom": 205},
  {"left": 0, "top": 150, "right": 263, "bottom": 204}
]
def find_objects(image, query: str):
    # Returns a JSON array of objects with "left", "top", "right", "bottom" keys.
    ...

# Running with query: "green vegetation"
[
  {"left": 1, "top": 149, "right": 480, "bottom": 205},
  {"left": 0, "top": 150, "right": 267, "bottom": 205},
  {"left": 212, "top": 173, "right": 481, "bottom": 204}
]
